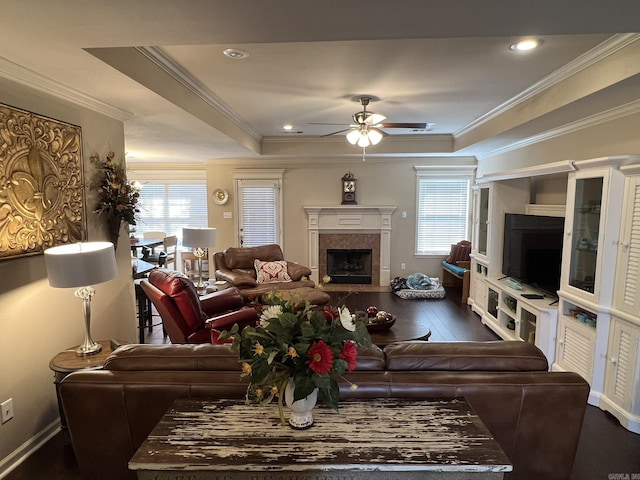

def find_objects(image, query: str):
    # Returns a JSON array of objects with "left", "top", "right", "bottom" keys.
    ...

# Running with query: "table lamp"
[
  {"left": 182, "top": 227, "right": 216, "bottom": 289},
  {"left": 44, "top": 242, "right": 118, "bottom": 356}
]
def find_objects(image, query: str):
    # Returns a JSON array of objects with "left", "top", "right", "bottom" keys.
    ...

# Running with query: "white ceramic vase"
[{"left": 284, "top": 379, "right": 318, "bottom": 429}]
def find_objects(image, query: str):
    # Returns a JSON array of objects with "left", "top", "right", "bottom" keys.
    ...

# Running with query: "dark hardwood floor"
[{"left": 5, "top": 287, "right": 639, "bottom": 480}]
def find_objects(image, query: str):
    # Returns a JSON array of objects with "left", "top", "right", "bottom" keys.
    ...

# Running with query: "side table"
[{"left": 49, "top": 339, "right": 125, "bottom": 427}]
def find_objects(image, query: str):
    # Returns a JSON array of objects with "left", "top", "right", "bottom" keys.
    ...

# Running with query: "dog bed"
[{"left": 392, "top": 274, "right": 446, "bottom": 300}]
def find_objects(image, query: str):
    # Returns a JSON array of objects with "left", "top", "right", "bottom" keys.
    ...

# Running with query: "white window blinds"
[
  {"left": 136, "top": 181, "right": 208, "bottom": 241},
  {"left": 238, "top": 180, "right": 279, "bottom": 247},
  {"left": 416, "top": 175, "right": 471, "bottom": 255}
]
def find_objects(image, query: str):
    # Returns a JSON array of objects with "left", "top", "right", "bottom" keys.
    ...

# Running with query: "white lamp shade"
[
  {"left": 368, "top": 128, "right": 383, "bottom": 145},
  {"left": 182, "top": 227, "right": 217, "bottom": 248},
  {"left": 357, "top": 132, "right": 371, "bottom": 148},
  {"left": 44, "top": 242, "right": 118, "bottom": 288},
  {"left": 346, "top": 129, "right": 360, "bottom": 145}
]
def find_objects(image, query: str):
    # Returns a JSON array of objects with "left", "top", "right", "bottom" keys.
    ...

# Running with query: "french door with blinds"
[{"left": 235, "top": 176, "right": 282, "bottom": 248}]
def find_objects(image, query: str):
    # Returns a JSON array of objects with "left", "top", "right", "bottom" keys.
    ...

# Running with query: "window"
[
  {"left": 136, "top": 181, "right": 208, "bottom": 242},
  {"left": 416, "top": 174, "right": 471, "bottom": 255}
]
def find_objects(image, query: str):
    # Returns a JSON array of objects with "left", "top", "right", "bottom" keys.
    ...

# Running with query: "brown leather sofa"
[
  {"left": 59, "top": 341, "right": 589, "bottom": 480},
  {"left": 214, "top": 243, "right": 315, "bottom": 298}
]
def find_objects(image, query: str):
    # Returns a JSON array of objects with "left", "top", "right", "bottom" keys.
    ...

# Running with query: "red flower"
[
  {"left": 339, "top": 341, "right": 358, "bottom": 371},
  {"left": 307, "top": 340, "right": 334, "bottom": 375},
  {"left": 321, "top": 307, "right": 339, "bottom": 321}
]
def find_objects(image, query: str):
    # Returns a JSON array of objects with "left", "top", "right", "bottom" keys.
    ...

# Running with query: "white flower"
[
  {"left": 259, "top": 305, "right": 282, "bottom": 327},
  {"left": 338, "top": 307, "right": 356, "bottom": 332}
]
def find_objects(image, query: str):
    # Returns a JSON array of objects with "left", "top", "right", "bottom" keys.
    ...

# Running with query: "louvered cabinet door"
[
  {"left": 604, "top": 318, "right": 639, "bottom": 412},
  {"left": 555, "top": 316, "right": 596, "bottom": 383},
  {"left": 614, "top": 176, "right": 640, "bottom": 314}
]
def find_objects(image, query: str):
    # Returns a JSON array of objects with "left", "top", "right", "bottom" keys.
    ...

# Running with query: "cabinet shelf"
[{"left": 481, "top": 276, "right": 558, "bottom": 362}]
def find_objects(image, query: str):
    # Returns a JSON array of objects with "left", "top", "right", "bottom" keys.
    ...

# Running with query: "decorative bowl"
[{"left": 365, "top": 315, "right": 396, "bottom": 332}]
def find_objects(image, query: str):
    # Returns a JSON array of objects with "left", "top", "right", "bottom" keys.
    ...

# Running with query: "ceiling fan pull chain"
[{"left": 362, "top": 147, "right": 366, "bottom": 162}]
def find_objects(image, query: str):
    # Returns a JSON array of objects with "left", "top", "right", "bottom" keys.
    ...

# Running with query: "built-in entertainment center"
[{"left": 468, "top": 155, "right": 640, "bottom": 435}]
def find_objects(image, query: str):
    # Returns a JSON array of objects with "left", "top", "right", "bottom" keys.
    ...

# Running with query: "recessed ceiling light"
[
  {"left": 223, "top": 48, "right": 249, "bottom": 59},
  {"left": 283, "top": 124, "right": 293, "bottom": 130},
  {"left": 510, "top": 39, "right": 542, "bottom": 52}
]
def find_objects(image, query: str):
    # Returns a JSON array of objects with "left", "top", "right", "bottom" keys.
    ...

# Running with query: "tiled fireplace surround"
[{"left": 303, "top": 206, "right": 397, "bottom": 286}]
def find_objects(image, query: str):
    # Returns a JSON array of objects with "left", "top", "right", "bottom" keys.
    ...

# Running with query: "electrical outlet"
[
  {"left": 1, "top": 398, "right": 13, "bottom": 424},
  {"left": 400, "top": 263, "right": 406, "bottom": 270}
]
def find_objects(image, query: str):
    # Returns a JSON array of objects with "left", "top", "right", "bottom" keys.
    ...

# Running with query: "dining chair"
[
  {"left": 142, "top": 231, "right": 166, "bottom": 255},
  {"left": 144, "top": 236, "right": 177, "bottom": 268},
  {"left": 162, "top": 235, "right": 178, "bottom": 269}
]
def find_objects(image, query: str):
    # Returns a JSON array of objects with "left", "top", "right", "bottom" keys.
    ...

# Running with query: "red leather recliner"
[{"left": 141, "top": 269, "right": 258, "bottom": 344}]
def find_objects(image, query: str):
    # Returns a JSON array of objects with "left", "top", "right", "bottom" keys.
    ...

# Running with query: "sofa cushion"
[
  {"left": 286, "top": 261, "right": 312, "bottom": 281},
  {"left": 255, "top": 259, "right": 292, "bottom": 283},
  {"left": 384, "top": 341, "right": 549, "bottom": 371},
  {"left": 355, "top": 345, "right": 386, "bottom": 370},
  {"left": 104, "top": 344, "right": 243, "bottom": 371},
  {"left": 223, "top": 244, "right": 284, "bottom": 269},
  {"left": 441, "top": 260, "right": 467, "bottom": 276},
  {"left": 446, "top": 242, "right": 471, "bottom": 264}
]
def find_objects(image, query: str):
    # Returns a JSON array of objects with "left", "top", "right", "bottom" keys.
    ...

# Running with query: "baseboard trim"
[
  {"left": 321, "top": 285, "right": 391, "bottom": 293},
  {"left": 0, "top": 420, "right": 61, "bottom": 479}
]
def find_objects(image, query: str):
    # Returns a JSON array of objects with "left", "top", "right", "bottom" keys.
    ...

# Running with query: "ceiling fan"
[{"left": 312, "top": 96, "right": 428, "bottom": 148}]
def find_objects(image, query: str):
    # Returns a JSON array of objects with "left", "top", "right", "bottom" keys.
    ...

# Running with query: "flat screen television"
[{"left": 502, "top": 213, "right": 565, "bottom": 295}]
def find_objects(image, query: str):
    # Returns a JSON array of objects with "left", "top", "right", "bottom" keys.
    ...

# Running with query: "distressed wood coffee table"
[{"left": 129, "top": 398, "right": 511, "bottom": 480}]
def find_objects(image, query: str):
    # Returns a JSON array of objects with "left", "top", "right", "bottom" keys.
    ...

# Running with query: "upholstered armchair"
[
  {"left": 141, "top": 269, "right": 258, "bottom": 344},
  {"left": 214, "top": 244, "right": 315, "bottom": 298}
]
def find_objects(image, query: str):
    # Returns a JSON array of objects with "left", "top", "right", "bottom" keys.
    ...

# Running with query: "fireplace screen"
[{"left": 326, "top": 249, "right": 372, "bottom": 284}]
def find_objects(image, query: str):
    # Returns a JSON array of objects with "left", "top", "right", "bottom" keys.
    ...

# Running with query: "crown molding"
[
  {"left": 455, "top": 33, "right": 640, "bottom": 139},
  {"left": 136, "top": 47, "right": 262, "bottom": 142},
  {"left": 478, "top": 98, "right": 640, "bottom": 160},
  {"left": 0, "top": 57, "right": 131, "bottom": 121}
]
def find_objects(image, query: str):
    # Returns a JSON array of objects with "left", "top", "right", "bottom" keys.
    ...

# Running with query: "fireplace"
[
  {"left": 327, "top": 249, "right": 372, "bottom": 284},
  {"left": 303, "top": 205, "right": 397, "bottom": 286}
]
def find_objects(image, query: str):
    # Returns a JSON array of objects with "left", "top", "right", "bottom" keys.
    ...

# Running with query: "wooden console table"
[{"left": 129, "top": 398, "right": 511, "bottom": 480}]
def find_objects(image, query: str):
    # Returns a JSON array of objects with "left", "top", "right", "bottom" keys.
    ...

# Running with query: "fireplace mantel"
[{"left": 303, "top": 205, "right": 397, "bottom": 286}]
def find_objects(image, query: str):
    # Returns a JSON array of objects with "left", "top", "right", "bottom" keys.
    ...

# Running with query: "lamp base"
[
  {"left": 74, "top": 286, "right": 102, "bottom": 356},
  {"left": 75, "top": 342, "right": 102, "bottom": 356}
]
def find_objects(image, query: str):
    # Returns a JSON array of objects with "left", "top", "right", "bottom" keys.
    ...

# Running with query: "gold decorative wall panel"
[{"left": 0, "top": 103, "right": 86, "bottom": 260}]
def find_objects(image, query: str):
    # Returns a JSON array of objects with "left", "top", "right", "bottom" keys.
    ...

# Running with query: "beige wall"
[
  {"left": 0, "top": 77, "right": 137, "bottom": 469},
  {"left": 205, "top": 157, "right": 476, "bottom": 280},
  {"left": 478, "top": 112, "right": 640, "bottom": 177}
]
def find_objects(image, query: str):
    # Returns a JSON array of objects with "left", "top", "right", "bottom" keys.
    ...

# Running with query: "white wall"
[{"left": 0, "top": 77, "right": 137, "bottom": 473}]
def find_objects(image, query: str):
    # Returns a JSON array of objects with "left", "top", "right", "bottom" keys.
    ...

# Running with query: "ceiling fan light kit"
[
  {"left": 318, "top": 95, "right": 428, "bottom": 148},
  {"left": 346, "top": 126, "right": 383, "bottom": 148}
]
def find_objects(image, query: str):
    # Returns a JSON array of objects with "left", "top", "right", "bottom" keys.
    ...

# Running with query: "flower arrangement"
[
  {"left": 222, "top": 291, "right": 372, "bottom": 425},
  {"left": 91, "top": 151, "right": 140, "bottom": 247}
]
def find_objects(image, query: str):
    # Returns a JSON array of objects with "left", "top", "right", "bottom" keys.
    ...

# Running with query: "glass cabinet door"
[
  {"left": 568, "top": 177, "right": 603, "bottom": 294},
  {"left": 478, "top": 187, "right": 489, "bottom": 256}
]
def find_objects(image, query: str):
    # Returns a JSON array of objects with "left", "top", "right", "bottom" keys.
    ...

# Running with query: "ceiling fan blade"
[
  {"left": 309, "top": 122, "right": 351, "bottom": 126},
  {"left": 366, "top": 113, "right": 387, "bottom": 125},
  {"left": 321, "top": 128, "right": 353, "bottom": 137},
  {"left": 380, "top": 122, "right": 428, "bottom": 129}
]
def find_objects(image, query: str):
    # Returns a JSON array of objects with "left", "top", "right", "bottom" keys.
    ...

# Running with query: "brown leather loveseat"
[
  {"left": 214, "top": 243, "right": 315, "bottom": 298},
  {"left": 59, "top": 341, "right": 589, "bottom": 480}
]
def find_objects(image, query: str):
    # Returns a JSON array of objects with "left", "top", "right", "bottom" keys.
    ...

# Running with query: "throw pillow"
[{"left": 254, "top": 259, "right": 292, "bottom": 283}]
